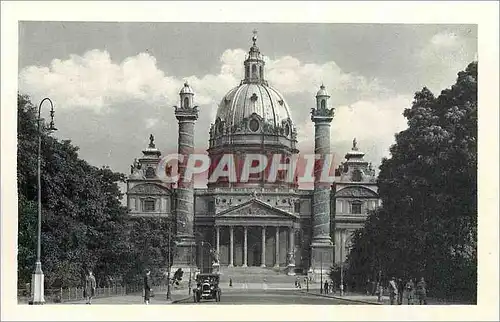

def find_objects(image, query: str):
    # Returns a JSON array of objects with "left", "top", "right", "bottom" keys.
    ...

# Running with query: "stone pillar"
[
  {"left": 287, "top": 227, "right": 296, "bottom": 275},
  {"left": 173, "top": 83, "right": 199, "bottom": 270},
  {"left": 274, "top": 227, "right": 280, "bottom": 268},
  {"left": 229, "top": 226, "right": 234, "bottom": 267},
  {"left": 310, "top": 85, "right": 334, "bottom": 275},
  {"left": 243, "top": 226, "right": 248, "bottom": 267},
  {"left": 216, "top": 226, "right": 220, "bottom": 256},
  {"left": 260, "top": 226, "right": 266, "bottom": 267}
]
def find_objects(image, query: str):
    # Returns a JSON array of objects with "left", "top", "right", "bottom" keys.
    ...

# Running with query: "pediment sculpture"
[
  {"left": 335, "top": 186, "right": 378, "bottom": 198},
  {"left": 128, "top": 183, "right": 171, "bottom": 195}
]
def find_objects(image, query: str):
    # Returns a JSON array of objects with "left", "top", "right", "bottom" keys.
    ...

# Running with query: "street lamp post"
[
  {"left": 320, "top": 252, "right": 323, "bottom": 294},
  {"left": 166, "top": 219, "right": 175, "bottom": 301},
  {"left": 32, "top": 98, "right": 57, "bottom": 305},
  {"left": 340, "top": 233, "right": 345, "bottom": 296}
]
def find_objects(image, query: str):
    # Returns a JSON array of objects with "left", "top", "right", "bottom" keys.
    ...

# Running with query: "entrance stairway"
[{"left": 218, "top": 266, "right": 301, "bottom": 284}]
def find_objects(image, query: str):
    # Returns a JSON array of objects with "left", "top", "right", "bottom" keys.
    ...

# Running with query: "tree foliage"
[
  {"left": 17, "top": 94, "right": 174, "bottom": 288},
  {"left": 346, "top": 62, "right": 477, "bottom": 301}
]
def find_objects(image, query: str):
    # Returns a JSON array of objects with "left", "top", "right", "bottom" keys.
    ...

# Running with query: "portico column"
[
  {"left": 216, "top": 226, "right": 220, "bottom": 257},
  {"left": 260, "top": 226, "right": 266, "bottom": 267},
  {"left": 229, "top": 226, "right": 234, "bottom": 267},
  {"left": 287, "top": 227, "right": 296, "bottom": 276},
  {"left": 274, "top": 226, "right": 280, "bottom": 268},
  {"left": 288, "top": 227, "right": 295, "bottom": 259},
  {"left": 242, "top": 226, "right": 248, "bottom": 267}
]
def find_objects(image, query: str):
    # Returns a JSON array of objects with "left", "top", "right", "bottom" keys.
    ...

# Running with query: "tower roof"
[
  {"left": 215, "top": 31, "right": 294, "bottom": 128},
  {"left": 316, "top": 84, "right": 330, "bottom": 97},
  {"left": 179, "top": 81, "right": 195, "bottom": 95}
]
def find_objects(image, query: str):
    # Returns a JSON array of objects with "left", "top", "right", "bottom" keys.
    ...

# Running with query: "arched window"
[
  {"left": 252, "top": 64, "right": 257, "bottom": 78},
  {"left": 245, "top": 65, "right": 250, "bottom": 79},
  {"left": 321, "top": 99, "right": 326, "bottom": 109},
  {"left": 184, "top": 97, "right": 190, "bottom": 108},
  {"left": 259, "top": 65, "right": 263, "bottom": 79}
]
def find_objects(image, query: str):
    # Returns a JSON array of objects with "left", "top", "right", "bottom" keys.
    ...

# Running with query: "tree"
[
  {"left": 346, "top": 62, "right": 477, "bottom": 301},
  {"left": 17, "top": 94, "right": 130, "bottom": 288},
  {"left": 124, "top": 217, "right": 176, "bottom": 285}
]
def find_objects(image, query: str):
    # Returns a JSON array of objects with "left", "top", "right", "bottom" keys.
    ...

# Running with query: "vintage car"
[{"left": 193, "top": 273, "right": 221, "bottom": 302}]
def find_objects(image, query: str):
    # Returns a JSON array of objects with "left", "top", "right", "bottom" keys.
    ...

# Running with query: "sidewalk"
[
  {"left": 304, "top": 290, "right": 473, "bottom": 305},
  {"left": 63, "top": 288, "right": 191, "bottom": 305},
  {"left": 224, "top": 282, "right": 322, "bottom": 291}
]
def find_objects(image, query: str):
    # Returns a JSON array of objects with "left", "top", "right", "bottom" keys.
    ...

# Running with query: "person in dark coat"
[
  {"left": 397, "top": 278, "right": 405, "bottom": 305},
  {"left": 324, "top": 280, "right": 329, "bottom": 294},
  {"left": 85, "top": 270, "right": 96, "bottom": 305},
  {"left": 143, "top": 269, "right": 152, "bottom": 305}
]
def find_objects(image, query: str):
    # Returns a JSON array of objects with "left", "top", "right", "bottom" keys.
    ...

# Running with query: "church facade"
[{"left": 126, "top": 34, "right": 380, "bottom": 277}]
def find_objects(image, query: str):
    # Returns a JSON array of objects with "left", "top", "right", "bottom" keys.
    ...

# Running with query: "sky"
[{"left": 18, "top": 22, "right": 477, "bottom": 188}]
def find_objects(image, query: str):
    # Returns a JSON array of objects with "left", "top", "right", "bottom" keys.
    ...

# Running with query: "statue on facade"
[
  {"left": 211, "top": 249, "right": 220, "bottom": 265},
  {"left": 149, "top": 134, "right": 155, "bottom": 148},
  {"left": 352, "top": 137, "right": 358, "bottom": 151}
]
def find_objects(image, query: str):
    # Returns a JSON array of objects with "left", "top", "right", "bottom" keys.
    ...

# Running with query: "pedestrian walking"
[
  {"left": 324, "top": 280, "right": 329, "bottom": 294},
  {"left": 416, "top": 277, "right": 427, "bottom": 305},
  {"left": 143, "top": 269, "right": 152, "bottom": 305},
  {"left": 405, "top": 278, "right": 415, "bottom": 305},
  {"left": 84, "top": 270, "right": 96, "bottom": 305},
  {"left": 376, "top": 281, "right": 383, "bottom": 302},
  {"left": 366, "top": 279, "right": 371, "bottom": 295},
  {"left": 388, "top": 277, "right": 398, "bottom": 305},
  {"left": 397, "top": 278, "right": 405, "bottom": 305}
]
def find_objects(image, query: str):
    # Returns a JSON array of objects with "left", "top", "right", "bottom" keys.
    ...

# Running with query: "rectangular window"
[
  {"left": 294, "top": 201, "right": 301, "bottom": 213},
  {"left": 208, "top": 200, "right": 215, "bottom": 213},
  {"left": 351, "top": 202, "right": 362, "bottom": 214},
  {"left": 143, "top": 199, "right": 155, "bottom": 212}
]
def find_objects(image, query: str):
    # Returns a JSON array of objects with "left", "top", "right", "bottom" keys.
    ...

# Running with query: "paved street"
[
  {"left": 61, "top": 288, "right": 367, "bottom": 305},
  {"left": 176, "top": 288, "right": 366, "bottom": 305}
]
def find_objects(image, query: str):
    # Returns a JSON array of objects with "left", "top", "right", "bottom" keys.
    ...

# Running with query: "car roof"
[{"left": 197, "top": 273, "right": 219, "bottom": 277}]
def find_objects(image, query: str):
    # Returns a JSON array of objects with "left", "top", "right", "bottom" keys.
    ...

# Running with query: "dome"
[
  {"left": 215, "top": 83, "right": 293, "bottom": 128},
  {"left": 179, "top": 82, "right": 194, "bottom": 95},
  {"left": 316, "top": 84, "right": 329, "bottom": 97}
]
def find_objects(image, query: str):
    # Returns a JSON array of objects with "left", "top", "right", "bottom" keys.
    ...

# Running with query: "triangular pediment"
[{"left": 215, "top": 198, "right": 297, "bottom": 220}]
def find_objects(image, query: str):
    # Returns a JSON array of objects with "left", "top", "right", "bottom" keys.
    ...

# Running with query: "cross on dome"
[{"left": 252, "top": 29, "right": 258, "bottom": 45}]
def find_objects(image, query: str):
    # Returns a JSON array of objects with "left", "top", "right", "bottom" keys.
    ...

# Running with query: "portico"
[{"left": 213, "top": 198, "right": 298, "bottom": 269}]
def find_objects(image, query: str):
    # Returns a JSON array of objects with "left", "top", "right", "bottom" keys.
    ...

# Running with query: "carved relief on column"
[
  {"left": 229, "top": 226, "right": 234, "bottom": 267},
  {"left": 216, "top": 226, "right": 220, "bottom": 263},
  {"left": 243, "top": 226, "right": 248, "bottom": 267},
  {"left": 261, "top": 226, "right": 266, "bottom": 267},
  {"left": 274, "top": 226, "right": 280, "bottom": 268}
]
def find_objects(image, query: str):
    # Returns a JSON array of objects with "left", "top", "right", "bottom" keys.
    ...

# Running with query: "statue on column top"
[{"left": 149, "top": 134, "right": 155, "bottom": 148}]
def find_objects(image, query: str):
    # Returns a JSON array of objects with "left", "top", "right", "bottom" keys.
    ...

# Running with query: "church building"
[{"left": 126, "top": 33, "right": 380, "bottom": 279}]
